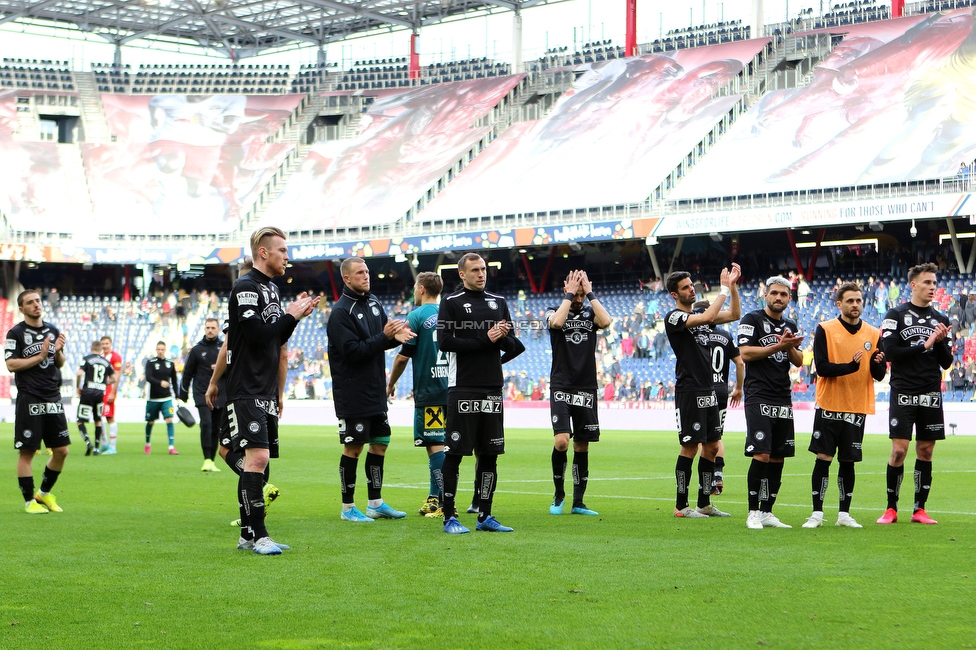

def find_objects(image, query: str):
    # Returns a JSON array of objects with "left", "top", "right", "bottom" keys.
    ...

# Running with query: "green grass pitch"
[{"left": 3, "top": 423, "right": 975, "bottom": 649}]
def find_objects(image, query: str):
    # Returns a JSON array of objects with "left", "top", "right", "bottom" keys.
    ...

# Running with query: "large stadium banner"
[
  {"left": 0, "top": 142, "right": 89, "bottom": 232},
  {"left": 80, "top": 94, "right": 303, "bottom": 234},
  {"left": 421, "top": 39, "right": 768, "bottom": 221},
  {"left": 673, "top": 10, "right": 976, "bottom": 199},
  {"left": 261, "top": 75, "right": 525, "bottom": 230}
]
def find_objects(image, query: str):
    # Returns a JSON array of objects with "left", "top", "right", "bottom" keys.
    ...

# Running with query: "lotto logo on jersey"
[
  {"left": 237, "top": 291, "right": 258, "bottom": 306},
  {"left": 456, "top": 399, "right": 502, "bottom": 413},
  {"left": 28, "top": 402, "right": 64, "bottom": 415}
]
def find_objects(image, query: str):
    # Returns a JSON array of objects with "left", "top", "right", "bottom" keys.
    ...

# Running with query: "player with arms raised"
[
  {"left": 664, "top": 265, "right": 740, "bottom": 519},
  {"left": 545, "top": 270, "right": 611, "bottom": 516}
]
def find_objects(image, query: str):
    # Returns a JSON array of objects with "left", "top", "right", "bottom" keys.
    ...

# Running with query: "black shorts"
[
  {"left": 15, "top": 392, "right": 70, "bottom": 451},
  {"left": 744, "top": 402, "right": 795, "bottom": 458},
  {"left": 888, "top": 391, "right": 945, "bottom": 441},
  {"left": 76, "top": 390, "right": 105, "bottom": 424},
  {"left": 227, "top": 398, "right": 279, "bottom": 458},
  {"left": 674, "top": 390, "right": 722, "bottom": 446},
  {"left": 809, "top": 409, "right": 866, "bottom": 462},
  {"left": 550, "top": 388, "right": 601, "bottom": 442},
  {"left": 215, "top": 406, "right": 231, "bottom": 448},
  {"left": 338, "top": 415, "right": 391, "bottom": 446},
  {"left": 445, "top": 390, "right": 505, "bottom": 457}
]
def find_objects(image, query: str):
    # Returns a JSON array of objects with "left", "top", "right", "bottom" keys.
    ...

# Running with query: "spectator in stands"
[
  {"left": 874, "top": 281, "right": 887, "bottom": 319},
  {"left": 653, "top": 330, "right": 669, "bottom": 359},
  {"left": 46, "top": 288, "right": 60, "bottom": 315},
  {"left": 517, "top": 289, "right": 527, "bottom": 316},
  {"left": 953, "top": 332, "right": 965, "bottom": 364},
  {"left": 950, "top": 362, "right": 967, "bottom": 401},
  {"left": 757, "top": 281, "right": 767, "bottom": 310},
  {"left": 965, "top": 295, "right": 976, "bottom": 329},
  {"left": 621, "top": 332, "right": 634, "bottom": 357},
  {"left": 948, "top": 298, "right": 963, "bottom": 336},
  {"left": 888, "top": 280, "right": 900, "bottom": 310},
  {"left": 797, "top": 277, "right": 810, "bottom": 312},
  {"left": 636, "top": 327, "right": 652, "bottom": 359},
  {"left": 602, "top": 375, "right": 615, "bottom": 401},
  {"left": 957, "top": 162, "right": 971, "bottom": 182}
]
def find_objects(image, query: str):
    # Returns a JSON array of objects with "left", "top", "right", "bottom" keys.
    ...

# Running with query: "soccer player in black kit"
[
  {"left": 877, "top": 263, "right": 951, "bottom": 525},
  {"left": 692, "top": 299, "right": 744, "bottom": 495},
  {"left": 6, "top": 290, "right": 69, "bottom": 514},
  {"left": 664, "top": 264, "right": 740, "bottom": 519},
  {"left": 76, "top": 340, "right": 115, "bottom": 455},
  {"left": 545, "top": 270, "right": 611, "bottom": 516},
  {"left": 226, "top": 227, "right": 318, "bottom": 555},
  {"left": 328, "top": 257, "right": 415, "bottom": 523},
  {"left": 439, "top": 253, "right": 525, "bottom": 534},
  {"left": 738, "top": 277, "right": 804, "bottom": 530}
]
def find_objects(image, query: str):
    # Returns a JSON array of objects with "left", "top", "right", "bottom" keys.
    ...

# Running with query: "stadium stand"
[
  {"left": 529, "top": 40, "right": 627, "bottom": 72},
  {"left": 290, "top": 62, "right": 340, "bottom": 94},
  {"left": 127, "top": 63, "right": 294, "bottom": 95},
  {"left": 0, "top": 58, "right": 74, "bottom": 91},
  {"left": 334, "top": 57, "right": 512, "bottom": 91},
  {"left": 642, "top": 20, "right": 751, "bottom": 54}
]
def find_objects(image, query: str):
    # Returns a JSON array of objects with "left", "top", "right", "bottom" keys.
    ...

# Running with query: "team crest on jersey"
[
  {"left": 371, "top": 306, "right": 380, "bottom": 316},
  {"left": 451, "top": 431, "right": 461, "bottom": 441},
  {"left": 813, "top": 430, "right": 821, "bottom": 439},
  {"left": 755, "top": 431, "right": 765, "bottom": 441},
  {"left": 487, "top": 300, "right": 497, "bottom": 310},
  {"left": 904, "top": 315, "right": 912, "bottom": 326},
  {"left": 763, "top": 321, "right": 771, "bottom": 334},
  {"left": 863, "top": 341, "right": 871, "bottom": 350},
  {"left": 24, "top": 332, "right": 32, "bottom": 344}
]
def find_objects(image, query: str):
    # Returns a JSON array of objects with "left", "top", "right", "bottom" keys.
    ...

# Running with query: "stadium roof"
[{"left": 0, "top": 0, "right": 556, "bottom": 57}]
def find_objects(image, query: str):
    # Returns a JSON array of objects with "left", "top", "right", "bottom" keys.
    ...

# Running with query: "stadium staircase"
[
  {"left": 242, "top": 143, "right": 311, "bottom": 230},
  {"left": 74, "top": 71, "right": 111, "bottom": 143}
]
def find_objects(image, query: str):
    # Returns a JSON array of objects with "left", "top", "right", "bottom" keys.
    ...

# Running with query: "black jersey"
[
  {"left": 880, "top": 302, "right": 952, "bottom": 393},
  {"left": 5, "top": 321, "right": 61, "bottom": 400},
  {"left": 144, "top": 356, "right": 177, "bottom": 400},
  {"left": 707, "top": 326, "right": 738, "bottom": 398},
  {"left": 226, "top": 268, "right": 298, "bottom": 401},
  {"left": 737, "top": 309, "right": 798, "bottom": 404},
  {"left": 79, "top": 352, "right": 114, "bottom": 398},
  {"left": 664, "top": 308, "right": 714, "bottom": 393},
  {"left": 546, "top": 305, "right": 599, "bottom": 390},
  {"left": 438, "top": 287, "right": 522, "bottom": 391}
]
